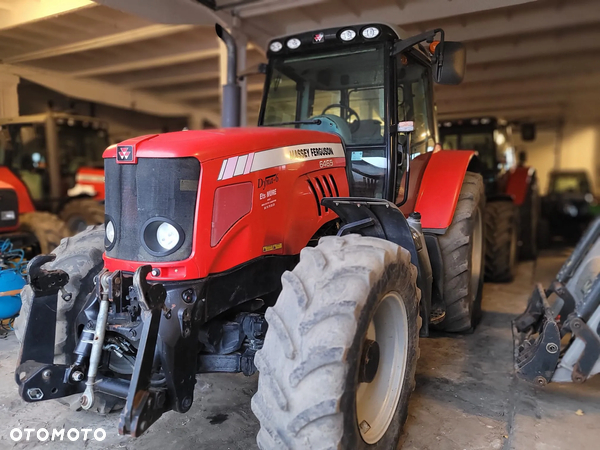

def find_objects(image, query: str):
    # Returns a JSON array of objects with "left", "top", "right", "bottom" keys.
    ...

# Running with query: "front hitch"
[
  {"left": 118, "top": 265, "right": 169, "bottom": 437},
  {"left": 16, "top": 255, "right": 86, "bottom": 401}
]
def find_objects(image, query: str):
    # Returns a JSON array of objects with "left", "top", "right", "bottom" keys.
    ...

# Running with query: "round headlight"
[
  {"left": 340, "top": 29, "right": 356, "bottom": 42},
  {"left": 287, "top": 38, "right": 301, "bottom": 49},
  {"left": 156, "top": 222, "right": 180, "bottom": 251},
  {"left": 269, "top": 41, "right": 283, "bottom": 52},
  {"left": 362, "top": 27, "right": 380, "bottom": 39},
  {"left": 106, "top": 221, "right": 115, "bottom": 243}
]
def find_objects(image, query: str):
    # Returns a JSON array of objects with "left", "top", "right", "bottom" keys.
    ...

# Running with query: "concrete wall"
[{"left": 515, "top": 122, "right": 600, "bottom": 195}]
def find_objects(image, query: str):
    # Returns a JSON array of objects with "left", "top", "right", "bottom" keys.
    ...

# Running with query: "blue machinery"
[{"left": 0, "top": 239, "right": 26, "bottom": 323}]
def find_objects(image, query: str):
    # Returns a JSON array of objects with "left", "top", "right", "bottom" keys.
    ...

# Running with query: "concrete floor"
[{"left": 0, "top": 249, "right": 599, "bottom": 449}]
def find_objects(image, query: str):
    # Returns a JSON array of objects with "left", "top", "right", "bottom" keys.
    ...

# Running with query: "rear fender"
[
  {"left": 505, "top": 166, "right": 535, "bottom": 206},
  {"left": 71, "top": 167, "right": 105, "bottom": 201},
  {"left": 414, "top": 150, "right": 478, "bottom": 232}
]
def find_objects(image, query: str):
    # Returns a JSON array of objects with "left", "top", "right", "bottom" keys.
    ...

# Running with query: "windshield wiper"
[{"left": 261, "top": 119, "right": 322, "bottom": 127}]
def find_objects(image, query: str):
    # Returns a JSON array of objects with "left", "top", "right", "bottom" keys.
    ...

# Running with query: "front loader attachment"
[{"left": 513, "top": 217, "right": 600, "bottom": 385}]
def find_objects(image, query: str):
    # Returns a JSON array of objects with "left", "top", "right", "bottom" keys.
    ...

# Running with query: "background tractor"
[
  {"left": 0, "top": 111, "right": 107, "bottom": 234},
  {"left": 539, "top": 170, "right": 599, "bottom": 246},
  {"left": 439, "top": 117, "right": 539, "bottom": 282},
  {"left": 15, "top": 23, "right": 484, "bottom": 449},
  {"left": 0, "top": 179, "right": 70, "bottom": 330}
]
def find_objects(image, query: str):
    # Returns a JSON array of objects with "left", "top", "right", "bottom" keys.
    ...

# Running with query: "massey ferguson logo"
[{"left": 116, "top": 145, "right": 135, "bottom": 163}]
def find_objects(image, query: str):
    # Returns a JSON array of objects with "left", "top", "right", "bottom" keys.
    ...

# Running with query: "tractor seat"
[{"left": 352, "top": 119, "right": 382, "bottom": 144}]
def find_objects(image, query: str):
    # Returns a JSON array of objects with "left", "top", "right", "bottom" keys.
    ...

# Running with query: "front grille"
[
  {"left": 0, "top": 189, "right": 18, "bottom": 229},
  {"left": 104, "top": 157, "right": 200, "bottom": 262}
]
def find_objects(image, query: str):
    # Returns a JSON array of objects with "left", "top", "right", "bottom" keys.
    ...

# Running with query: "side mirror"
[
  {"left": 521, "top": 123, "right": 536, "bottom": 141},
  {"left": 434, "top": 41, "right": 466, "bottom": 85}
]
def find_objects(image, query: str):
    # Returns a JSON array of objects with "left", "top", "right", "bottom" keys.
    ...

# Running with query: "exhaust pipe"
[{"left": 216, "top": 24, "right": 240, "bottom": 128}]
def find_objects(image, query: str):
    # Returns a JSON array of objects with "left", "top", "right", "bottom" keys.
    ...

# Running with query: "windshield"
[
  {"left": 550, "top": 173, "right": 590, "bottom": 194},
  {"left": 440, "top": 128, "right": 514, "bottom": 172},
  {"left": 441, "top": 131, "right": 495, "bottom": 170},
  {"left": 262, "top": 45, "right": 386, "bottom": 147}
]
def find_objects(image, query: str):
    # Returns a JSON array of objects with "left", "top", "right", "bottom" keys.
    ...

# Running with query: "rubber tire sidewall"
[
  {"left": 437, "top": 172, "right": 485, "bottom": 333},
  {"left": 519, "top": 179, "right": 539, "bottom": 260},
  {"left": 484, "top": 200, "right": 518, "bottom": 283},
  {"left": 15, "top": 225, "right": 104, "bottom": 359},
  {"left": 340, "top": 262, "right": 420, "bottom": 449},
  {"left": 60, "top": 198, "right": 105, "bottom": 235},
  {"left": 18, "top": 211, "right": 71, "bottom": 254}
]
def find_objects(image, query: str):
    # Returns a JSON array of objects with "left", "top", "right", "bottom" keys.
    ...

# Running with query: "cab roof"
[{"left": 267, "top": 23, "right": 405, "bottom": 58}]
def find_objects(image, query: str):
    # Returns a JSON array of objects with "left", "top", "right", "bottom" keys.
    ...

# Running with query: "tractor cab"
[
  {"left": 259, "top": 24, "right": 463, "bottom": 202},
  {"left": 0, "top": 112, "right": 108, "bottom": 233},
  {"left": 438, "top": 117, "right": 517, "bottom": 196},
  {"left": 0, "top": 112, "right": 108, "bottom": 211}
]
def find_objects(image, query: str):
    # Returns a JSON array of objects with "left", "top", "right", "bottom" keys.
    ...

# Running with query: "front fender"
[{"left": 414, "top": 150, "right": 478, "bottom": 232}]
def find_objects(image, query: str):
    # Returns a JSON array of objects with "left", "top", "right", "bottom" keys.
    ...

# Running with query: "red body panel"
[
  {"left": 398, "top": 152, "right": 433, "bottom": 216},
  {"left": 414, "top": 149, "right": 477, "bottom": 230},
  {"left": 0, "top": 180, "right": 19, "bottom": 232},
  {"left": 504, "top": 166, "right": 532, "bottom": 206},
  {"left": 75, "top": 167, "right": 106, "bottom": 201},
  {"left": 0, "top": 167, "right": 35, "bottom": 214},
  {"left": 103, "top": 128, "right": 348, "bottom": 281},
  {"left": 103, "top": 128, "right": 342, "bottom": 162}
]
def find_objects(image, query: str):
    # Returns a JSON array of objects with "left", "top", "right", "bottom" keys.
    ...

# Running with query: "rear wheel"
[
  {"left": 252, "top": 234, "right": 421, "bottom": 449},
  {"left": 437, "top": 172, "right": 485, "bottom": 332},
  {"left": 519, "top": 177, "right": 539, "bottom": 260},
  {"left": 60, "top": 198, "right": 105, "bottom": 235},
  {"left": 484, "top": 200, "right": 518, "bottom": 282},
  {"left": 18, "top": 211, "right": 71, "bottom": 254}
]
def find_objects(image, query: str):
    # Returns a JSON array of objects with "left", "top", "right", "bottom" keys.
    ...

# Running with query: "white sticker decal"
[
  {"left": 251, "top": 143, "right": 344, "bottom": 173},
  {"left": 217, "top": 160, "right": 227, "bottom": 181},
  {"left": 234, "top": 154, "right": 248, "bottom": 176},
  {"left": 217, "top": 143, "right": 344, "bottom": 180}
]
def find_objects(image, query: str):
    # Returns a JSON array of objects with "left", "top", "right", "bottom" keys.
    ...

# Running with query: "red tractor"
[
  {"left": 439, "top": 118, "right": 539, "bottom": 282},
  {"left": 15, "top": 24, "right": 484, "bottom": 448},
  {"left": 0, "top": 112, "right": 107, "bottom": 234},
  {"left": 0, "top": 168, "right": 69, "bottom": 255}
]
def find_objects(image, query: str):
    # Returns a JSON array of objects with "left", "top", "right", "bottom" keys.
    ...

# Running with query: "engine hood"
[{"left": 103, "top": 127, "right": 344, "bottom": 163}]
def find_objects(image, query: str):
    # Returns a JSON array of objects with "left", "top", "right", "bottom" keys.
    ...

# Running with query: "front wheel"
[{"left": 252, "top": 234, "right": 421, "bottom": 449}]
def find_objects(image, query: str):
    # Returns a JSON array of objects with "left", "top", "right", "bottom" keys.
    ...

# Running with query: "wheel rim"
[
  {"left": 471, "top": 207, "right": 483, "bottom": 296},
  {"left": 356, "top": 291, "right": 408, "bottom": 444}
]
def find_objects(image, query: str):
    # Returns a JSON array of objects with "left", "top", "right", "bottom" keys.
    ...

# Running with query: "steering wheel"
[{"left": 321, "top": 104, "right": 361, "bottom": 133}]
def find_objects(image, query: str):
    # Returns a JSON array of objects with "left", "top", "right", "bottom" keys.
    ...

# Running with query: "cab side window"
[{"left": 397, "top": 55, "right": 436, "bottom": 156}]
